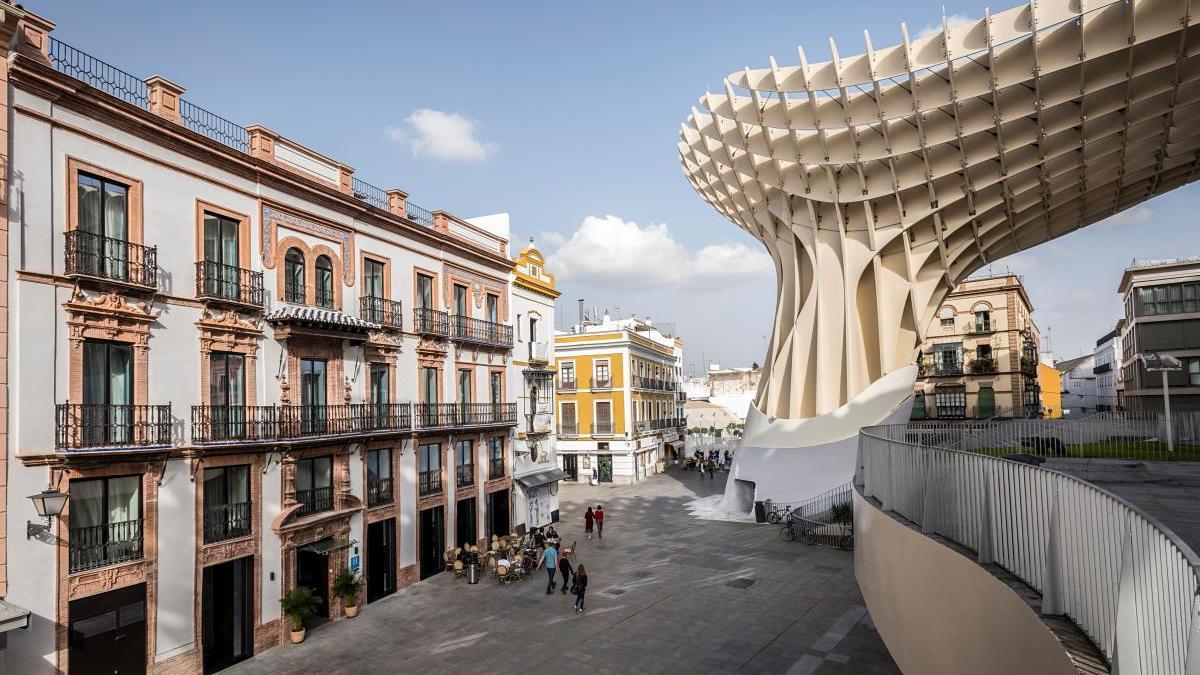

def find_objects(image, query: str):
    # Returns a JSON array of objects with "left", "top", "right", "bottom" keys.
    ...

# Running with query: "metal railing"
[
  {"left": 858, "top": 424, "right": 1200, "bottom": 674},
  {"left": 69, "top": 519, "right": 143, "bottom": 572},
  {"left": 49, "top": 38, "right": 148, "bottom": 107},
  {"left": 456, "top": 464, "right": 475, "bottom": 488},
  {"left": 351, "top": 177, "right": 389, "bottom": 211},
  {"left": 632, "top": 376, "right": 678, "bottom": 391},
  {"left": 592, "top": 421, "right": 615, "bottom": 436},
  {"left": 203, "top": 501, "right": 252, "bottom": 544},
  {"left": 65, "top": 230, "right": 157, "bottom": 288},
  {"left": 919, "top": 357, "right": 964, "bottom": 377},
  {"left": 967, "top": 356, "right": 997, "bottom": 374},
  {"left": 56, "top": 403, "right": 173, "bottom": 450},
  {"left": 419, "top": 469, "right": 442, "bottom": 496},
  {"left": 489, "top": 458, "right": 505, "bottom": 480},
  {"left": 451, "top": 315, "right": 513, "bottom": 349},
  {"left": 314, "top": 286, "right": 334, "bottom": 309},
  {"left": 559, "top": 421, "right": 579, "bottom": 436},
  {"left": 195, "top": 260, "right": 264, "bottom": 308},
  {"left": 360, "top": 296, "right": 403, "bottom": 329},
  {"left": 191, "top": 404, "right": 412, "bottom": 443},
  {"left": 591, "top": 376, "right": 612, "bottom": 389},
  {"left": 179, "top": 99, "right": 250, "bottom": 153},
  {"left": 413, "top": 403, "right": 517, "bottom": 429},
  {"left": 413, "top": 307, "right": 451, "bottom": 337},
  {"left": 284, "top": 280, "right": 305, "bottom": 304},
  {"left": 406, "top": 202, "right": 435, "bottom": 228},
  {"left": 557, "top": 377, "right": 577, "bottom": 390},
  {"left": 296, "top": 486, "right": 334, "bottom": 516},
  {"left": 968, "top": 320, "right": 994, "bottom": 334},
  {"left": 367, "top": 477, "right": 393, "bottom": 507}
]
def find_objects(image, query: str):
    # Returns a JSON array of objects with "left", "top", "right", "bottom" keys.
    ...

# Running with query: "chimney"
[{"left": 578, "top": 299, "right": 584, "bottom": 327}]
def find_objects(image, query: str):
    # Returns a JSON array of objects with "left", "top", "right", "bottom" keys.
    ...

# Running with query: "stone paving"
[{"left": 227, "top": 468, "right": 899, "bottom": 674}]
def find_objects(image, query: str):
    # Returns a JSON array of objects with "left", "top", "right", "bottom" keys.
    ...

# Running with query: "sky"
[{"left": 39, "top": 0, "right": 1200, "bottom": 372}]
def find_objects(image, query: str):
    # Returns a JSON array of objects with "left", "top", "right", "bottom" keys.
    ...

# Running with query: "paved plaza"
[{"left": 227, "top": 469, "right": 899, "bottom": 674}]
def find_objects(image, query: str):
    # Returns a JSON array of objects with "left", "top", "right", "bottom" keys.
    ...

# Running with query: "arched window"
[
  {"left": 938, "top": 306, "right": 955, "bottom": 329},
  {"left": 972, "top": 302, "right": 991, "bottom": 333},
  {"left": 284, "top": 248, "right": 305, "bottom": 303},
  {"left": 315, "top": 255, "right": 334, "bottom": 308}
]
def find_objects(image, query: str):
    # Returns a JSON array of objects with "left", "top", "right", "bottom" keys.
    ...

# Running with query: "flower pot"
[
  {"left": 345, "top": 604, "right": 359, "bottom": 618},
  {"left": 290, "top": 628, "right": 306, "bottom": 644}
]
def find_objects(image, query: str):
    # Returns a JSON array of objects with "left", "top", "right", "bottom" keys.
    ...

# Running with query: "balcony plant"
[
  {"left": 968, "top": 356, "right": 997, "bottom": 374},
  {"left": 332, "top": 570, "right": 362, "bottom": 618},
  {"left": 281, "top": 586, "right": 322, "bottom": 643}
]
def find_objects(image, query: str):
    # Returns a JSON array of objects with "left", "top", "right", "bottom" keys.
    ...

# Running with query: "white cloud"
[
  {"left": 387, "top": 108, "right": 497, "bottom": 162},
  {"left": 1099, "top": 206, "right": 1153, "bottom": 228},
  {"left": 544, "top": 215, "right": 773, "bottom": 289},
  {"left": 917, "top": 13, "right": 973, "bottom": 39}
]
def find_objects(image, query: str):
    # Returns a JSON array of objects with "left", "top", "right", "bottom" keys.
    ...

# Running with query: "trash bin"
[
  {"left": 753, "top": 500, "right": 767, "bottom": 523},
  {"left": 467, "top": 562, "right": 481, "bottom": 584}
]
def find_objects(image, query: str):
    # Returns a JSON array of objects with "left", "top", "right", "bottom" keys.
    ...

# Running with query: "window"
[
  {"left": 911, "top": 392, "right": 927, "bottom": 420},
  {"left": 454, "top": 284, "right": 468, "bottom": 316},
  {"left": 202, "top": 212, "right": 240, "bottom": 298},
  {"left": 1189, "top": 359, "right": 1200, "bottom": 386},
  {"left": 458, "top": 369, "right": 472, "bottom": 405},
  {"left": 976, "top": 344, "right": 992, "bottom": 359},
  {"left": 932, "top": 343, "right": 963, "bottom": 374},
  {"left": 421, "top": 367, "right": 439, "bottom": 404},
  {"left": 416, "top": 273, "right": 434, "bottom": 309},
  {"left": 529, "top": 264, "right": 541, "bottom": 277},
  {"left": 366, "top": 448, "right": 393, "bottom": 507},
  {"left": 419, "top": 443, "right": 442, "bottom": 495},
  {"left": 486, "top": 294, "right": 499, "bottom": 323},
  {"left": 973, "top": 304, "right": 991, "bottom": 332},
  {"left": 1137, "top": 283, "right": 1200, "bottom": 316},
  {"left": 489, "top": 437, "right": 504, "bottom": 479},
  {"left": 528, "top": 316, "right": 538, "bottom": 342},
  {"left": 203, "top": 465, "right": 250, "bottom": 543},
  {"left": 560, "top": 363, "right": 575, "bottom": 388},
  {"left": 560, "top": 402, "right": 577, "bottom": 435},
  {"left": 456, "top": 440, "right": 474, "bottom": 487},
  {"left": 370, "top": 364, "right": 389, "bottom": 428},
  {"left": 315, "top": 255, "right": 334, "bottom": 308},
  {"left": 938, "top": 306, "right": 955, "bottom": 329},
  {"left": 300, "top": 359, "right": 327, "bottom": 434},
  {"left": 934, "top": 391, "right": 966, "bottom": 418},
  {"left": 594, "top": 401, "right": 613, "bottom": 434},
  {"left": 295, "top": 456, "right": 333, "bottom": 515},
  {"left": 76, "top": 172, "right": 130, "bottom": 280},
  {"left": 284, "top": 248, "right": 305, "bottom": 303},
  {"left": 82, "top": 340, "right": 133, "bottom": 446},
  {"left": 490, "top": 371, "right": 502, "bottom": 407},
  {"left": 594, "top": 360, "right": 611, "bottom": 387},
  {"left": 363, "top": 258, "right": 386, "bottom": 322},
  {"left": 69, "top": 475, "right": 142, "bottom": 572},
  {"left": 209, "top": 352, "right": 246, "bottom": 440}
]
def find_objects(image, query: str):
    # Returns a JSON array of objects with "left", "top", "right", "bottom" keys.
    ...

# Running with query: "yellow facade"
[
  {"left": 555, "top": 350, "right": 627, "bottom": 435},
  {"left": 1038, "top": 362, "right": 1063, "bottom": 419}
]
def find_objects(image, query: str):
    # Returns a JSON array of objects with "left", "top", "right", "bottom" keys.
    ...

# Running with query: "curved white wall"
[{"left": 854, "top": 491, "right": 1079, "bottom": 675}]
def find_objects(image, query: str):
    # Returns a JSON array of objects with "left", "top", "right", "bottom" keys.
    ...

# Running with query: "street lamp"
[
  {"left": 27, "top": 488, "right": 69, "bottom": 539},
  {"left": 1140, "top": 352, "right": 1182, "bottom": 454}
]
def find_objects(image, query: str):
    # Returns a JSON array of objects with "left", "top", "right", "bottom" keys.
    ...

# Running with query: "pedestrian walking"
[
  {"left": 572, "top": 564, "right": 589, "bottom": 613},
  {"left": 559, "top": 551, "right": 573, "bottom": 594},
  {"left": 594, "top": 505, "right": 605, "bottom": 539},
  {"left": 536, "top": 542, "right": 558, "bottom": 594},
  {"left": 584, "top": 506, "right": 595, "bottom": 539}
]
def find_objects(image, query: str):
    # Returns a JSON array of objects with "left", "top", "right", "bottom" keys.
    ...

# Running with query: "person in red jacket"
[
  {"left": 594, "top": 504, "right": 605, "bottom": 539},
  {"left": 584, "top": 506, "right": 595, "bottom": 539}
]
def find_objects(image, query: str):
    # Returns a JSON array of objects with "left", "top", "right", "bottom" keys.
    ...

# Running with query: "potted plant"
[
  {"left": 332, "top": 570, "right": 362, "bottom": 618},
  {"left": 281, "top": 586, "right": 322, "bottom": 644}
]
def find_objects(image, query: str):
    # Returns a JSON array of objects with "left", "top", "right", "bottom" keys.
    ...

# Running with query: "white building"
[
  {"left": 1093, "top": 327, "right": 1123, "bottom": 411},
  {"left": 1058, "top": 354, "right": 1099, "bottom": 418}
]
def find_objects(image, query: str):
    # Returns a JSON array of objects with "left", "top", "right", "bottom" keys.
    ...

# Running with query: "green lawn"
[{"left": 968, "top": 442, "right": 1200, "bottom": 461}]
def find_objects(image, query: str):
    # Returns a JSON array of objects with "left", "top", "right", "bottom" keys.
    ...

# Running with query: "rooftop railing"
[{"left": 858, "top": 423, "right": 1200, "bottom": 675}]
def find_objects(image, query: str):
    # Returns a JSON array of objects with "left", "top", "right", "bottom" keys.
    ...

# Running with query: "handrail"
[{"left": 858, "top": 423, "right": 1200, "bottom": 674}]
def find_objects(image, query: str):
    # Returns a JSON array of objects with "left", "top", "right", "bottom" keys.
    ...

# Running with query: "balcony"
[
  {"left": 919, "top": 356, "right": 964, "bottom": 377},
  {"left": 190, "top": 404, "right": 412, "bottom": 444},
  {"left": 413, "top": 307, "right": 451, "bottom": 338},
  {"left": 56, "top": 403, "right": 173, "bottom": 451},
  {"left": 558, "top": 421, "right": 579, "bottom": 436},
  {"left": 297, "top": 486, "right": 334, "bottom": 516},
  {"left": 203, "top": 501, "right": 252, "bottom": 544},
  {"left": 590, "top": 376, "right": 613, "bottom": 389},
  {"left": 631, "top": 376, "right": 678, "bottom": 391},
  {"left": 413, "top": 403, "right": 517, "bottom": 430},
  {"left": 967, "top": 357, "right": 998, "bottom": 374},
  {"left": 360, "top": 296, "right": 403, "bottom": 330},
  {"left": 367, "top": 477, "right": 393, "bottom": 507},
  {"left": 451, "top": 315, "right": 513, "bottom": 350},
  {"left": 968, "top": 320, "right": 994, "bottom": 334},
  {"left": 489, "top": 458, "right": 505, "bottom": 480},
  {"left": 527, "top": 341, "right": 550, "bottom": 365},
  {"left": 69, "top": 519, "right": 143, "bottom": 573},
  {"left": 636, "top": 418, "right": 687, "bottom": 434},
  {"left": 1021, "top": 354, "right": 1038, "bottom": 374},
  {"left": 456, "top": 464, "right": 475, "bottom": 488},
  {"left": 419, "top": 469, "right": 442, "bottom": 496},
  {"left": 65, "top": 230, "right": 157, "bottom": 290},
  {"left": 195, "top": 261, "right": 264, "bottom": 309},
  {"left": 557, "top": 377, "right": 577, "bottom": 391},
  {"left": 592, "top": 421, "right": 615, "bottom": 436}
]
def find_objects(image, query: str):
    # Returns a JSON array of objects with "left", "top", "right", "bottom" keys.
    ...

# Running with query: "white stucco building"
[
  {"left": 1093, "top": 327, "right": 1123, "bottom": 411},
  {"left": 1058, "top": 354, "right": 1099, "bottom": 418}
]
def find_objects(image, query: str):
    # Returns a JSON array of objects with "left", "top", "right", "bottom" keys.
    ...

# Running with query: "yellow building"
[
  {"left": 554, "top": 315, "right": 684, "bottom": 484},
  {"left": 1038, "top": 361, "right": 1064, "bottom": 419}
]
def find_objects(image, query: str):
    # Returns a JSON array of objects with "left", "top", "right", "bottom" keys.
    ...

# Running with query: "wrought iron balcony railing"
[
  {"left": 56, "top": 403, "right": 173, "bottom": 450},
  {"left": 413, "top": 307, "right": 451, "bottom": 337},
  {"left": 557, "top": 377, "right": 577, "bottom": 390},
  {"left": 413, "top": 403, "right": 517, "bottom": 429},
  {"left": 489, "top": 458, "right": 505, "bottom": 480},
  {"left": 969, "top": 320, "right": 994, "bottom": 334},
  {"left": 284, "top": 280, "right": 305, "bottom": 304},
  {"left": 69, "top": 519, "right": 143, "bottom": 573},
  {"left": 968, "top": 357, "right": 998, "bottom": 374},
  {"left": 456, "top": 464, "right": 475, "bottom": 488},
  {"left": 451, "top": 315, "right": 513, "bottom": 349},
  {"left": 360, "top": 296, "right": 403, "bottom": 329},
  {"left": 203, "top": 501, "right": 252, "bottom": 544},
  {"left": 591, "top": 376, "right": 612, "bottom": 389},
  {"left": 65, "top": 230, "right": 157, "bottom": 289},
  {"left": 315, "top": 287, "right": 335, "bottom": 309},
  {"left": 632, "top": 376, "right": 678, "bottom": 391},
  {"left": 195, "top": 260, "right": 264, "bottom": 308},
  {"left": 592, "top": 421, "right": 615, "bottom": 436},
  {"left": 190, "top": 404, "right": 412, "bottom": 443},
  {"left": 367, "top": 477, "right": 393, "bottom": 507},
  {"left": 419, "top": 469, "right": 442, "bottom": 496},
  {"left": 297, "top": 485, "right": 334, "bottom": 516},
  {"left": 558, "top": 421, "right": 579, "bottom": 436}
]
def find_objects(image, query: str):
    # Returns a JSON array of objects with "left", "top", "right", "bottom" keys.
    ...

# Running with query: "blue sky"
[{"left": 41, "top": 0, "right": 1200, "bottom": 370}]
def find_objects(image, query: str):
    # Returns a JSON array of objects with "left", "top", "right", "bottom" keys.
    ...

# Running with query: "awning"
[
  {"left": 516, "top": 467, "right": 567, "bottom": 489},
  {"left": 0, "top": 600, "right": 30, "bottom": 633},
  {"left": 300, "top": 536, "right": 357, "bottom": 556}
]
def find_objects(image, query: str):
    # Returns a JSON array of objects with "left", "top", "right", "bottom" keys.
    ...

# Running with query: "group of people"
[
  {"left": 691, "top": 449, "right": 733, "bottom": 478},
  {"left": 535, "top": 504, "right": 604, "bottom": 613}
]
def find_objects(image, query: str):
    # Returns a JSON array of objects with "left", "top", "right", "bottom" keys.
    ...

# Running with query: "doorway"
[
  {"left": 977, "top": 386, "right": 996, "bottom": 419},
  {"left": 367, "top": 519, "right": 396, "bottom": 602},
  {"left": 202, "top": 557, "right": 253, "bottom": 673},
  {"left": 456, "top": 498, "right": 477, "bottom": 549},
  {"left": 487, "top": 489, "right": 510, "bottom": 539},
  {"left": 597, "top": 454, "right": 613, "bottom": 483},
  {"left": 419, "top": 506, "right": 445, "bottom": 580},
  {"left": 562, "top": 454, "right": 578, "bottom": 481},
  {"left": 68, "top": 583, "right": 146, "bottom": 675},
  {"left": 296, "top": 544, "right": 330, "bottom": 622}
]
